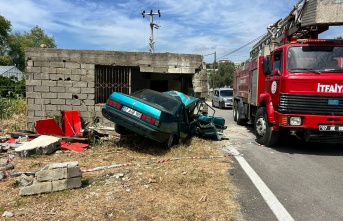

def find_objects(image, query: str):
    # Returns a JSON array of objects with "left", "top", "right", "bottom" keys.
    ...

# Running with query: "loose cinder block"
[
  {"left": 68, "top": 167, "right": 82, "bottom": 178},
  {"left": 19, "top": 181, "right": 52, "bottom": 196},
  {"left": 36, "top": 167, "right": 68, "bottom": 182},
  {"left": 52, "top": 177, "right": 82, "bottom": 192}
]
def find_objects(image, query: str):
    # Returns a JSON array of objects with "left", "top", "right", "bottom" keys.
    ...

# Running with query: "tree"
[
  {"left": 209, "top": 61, "right": 236, "bottom": 88},
  {"left": 0, "top": 15, "right": 57, "bottom": 72},
  {"left": 9, "top": 26, "right": 57, "bottom": 71},
  {"left": 0, "top": 15, "right": 12, "bottom": 66}
]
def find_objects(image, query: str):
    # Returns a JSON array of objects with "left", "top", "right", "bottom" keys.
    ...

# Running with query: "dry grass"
[{"left": 1, "top": 129, "right": 240, "bottom": 220}]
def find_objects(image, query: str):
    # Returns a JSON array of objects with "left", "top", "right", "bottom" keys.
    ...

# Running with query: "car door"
[{"left": 178, "top": 105, "right": 191, "bottom": 140}]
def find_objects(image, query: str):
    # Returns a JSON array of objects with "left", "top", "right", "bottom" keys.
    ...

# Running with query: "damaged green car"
[{"left": 102, "top": 89, "right": 227, "bottom": 148}]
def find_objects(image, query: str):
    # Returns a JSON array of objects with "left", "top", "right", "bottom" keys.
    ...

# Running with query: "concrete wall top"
[{"left": 25, "top": 48, "right": 203, "bottom": 74}]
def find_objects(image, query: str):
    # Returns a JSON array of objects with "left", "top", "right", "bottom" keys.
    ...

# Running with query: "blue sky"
[{"left": 0, "top": 0, "right": 342, "bottom": 63}]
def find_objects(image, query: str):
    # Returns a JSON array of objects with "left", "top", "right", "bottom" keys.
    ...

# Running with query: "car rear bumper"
[{"left": 102, "top": 107, "right": 170, "bottom": 143}]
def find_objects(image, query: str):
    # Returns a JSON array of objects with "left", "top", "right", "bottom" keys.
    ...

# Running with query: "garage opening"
[{"left": 150, "top": 80, "right": 168, "bottom": 92}]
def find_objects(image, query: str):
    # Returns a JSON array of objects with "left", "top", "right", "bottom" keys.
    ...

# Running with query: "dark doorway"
[{"left": 150, "top": 80, "right": 168, "bottom": 92}]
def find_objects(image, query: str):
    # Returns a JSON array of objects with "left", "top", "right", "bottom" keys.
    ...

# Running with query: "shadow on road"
[{"left": 240, "top": 124, "right": 343, "bottom": 156}]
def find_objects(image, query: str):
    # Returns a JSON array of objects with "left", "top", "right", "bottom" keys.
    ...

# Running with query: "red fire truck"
[{"left": 233, "top": 0, "right": 343, "bottom": 146}]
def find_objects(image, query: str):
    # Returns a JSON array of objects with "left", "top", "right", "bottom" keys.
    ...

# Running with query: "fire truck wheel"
[
  {"left": 236, "top": 101, "right": 246, "bottom": 125},
  {"left": 233, "top": 102, "right": 237, "bottom": 122},
  {"left": 254, "top": 107, "right": 279, "bottom": 146}
]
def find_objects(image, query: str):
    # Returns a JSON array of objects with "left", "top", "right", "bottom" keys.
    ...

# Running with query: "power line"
[{"left": 216, "top": 33, "right": 267, "bottom": 61}]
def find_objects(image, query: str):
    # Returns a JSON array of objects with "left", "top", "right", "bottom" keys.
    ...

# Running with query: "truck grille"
[{"left": 279, "top": 93, "right": 343, "bottom": 115}]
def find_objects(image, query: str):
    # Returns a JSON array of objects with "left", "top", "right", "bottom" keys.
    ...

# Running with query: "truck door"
[{"left": 265, "top": 51, "right": 283, "bottom": 107}]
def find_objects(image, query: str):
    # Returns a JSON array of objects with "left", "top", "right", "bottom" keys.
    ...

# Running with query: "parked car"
[
  {"left": 211, "top": 87, "right": 233, "bottom": 109},
  {"left": 102, "top": 89, "right": 226, "bottom": 148}
]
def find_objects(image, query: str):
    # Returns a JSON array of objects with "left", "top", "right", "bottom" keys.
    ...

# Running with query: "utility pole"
[
  {"left": 212, "top": 51, "right": 216, "bottom": 89},
  {"left": 142, "top": 10, "right": 161, "bottom": 53}
]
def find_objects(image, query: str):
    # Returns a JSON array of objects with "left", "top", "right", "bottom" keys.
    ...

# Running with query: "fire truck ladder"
[{"left": 250, "top": 0, "right": 330, "bottom": 58}]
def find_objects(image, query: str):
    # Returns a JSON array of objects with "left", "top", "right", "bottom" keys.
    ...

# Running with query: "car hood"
[{"left": 163, "top": 91, "right": 199, "bottom": 108}]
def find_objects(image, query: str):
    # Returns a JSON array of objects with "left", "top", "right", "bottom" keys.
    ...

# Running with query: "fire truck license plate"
[{"left": 319, "top": 125, "right": 343, "bottom": 131}]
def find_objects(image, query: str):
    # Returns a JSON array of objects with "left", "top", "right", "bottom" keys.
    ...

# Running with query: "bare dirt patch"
[{"left": 1, "top": 127, "right": 241, "bottom": 220}]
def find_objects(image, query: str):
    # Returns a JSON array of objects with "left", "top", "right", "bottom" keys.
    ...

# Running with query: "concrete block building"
[{"left": 25, "top": 48, "right": 207, "bottom": 130}]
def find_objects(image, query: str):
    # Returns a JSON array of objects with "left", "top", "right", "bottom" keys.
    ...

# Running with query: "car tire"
[
  {"left": 254, "top": 107, "right": 279, "bottom": 146},
  {"left": 219, "top": 102, "right": 223, "bottom": 109},
  {"left": 212, "top": 100, "right": 215, "bottom": 107},
  {"left": 115, "top": 124, "right": 129, "bottom": 135},
  {"left": 162, "top": 134, "right": 175, "bottom": 149}
]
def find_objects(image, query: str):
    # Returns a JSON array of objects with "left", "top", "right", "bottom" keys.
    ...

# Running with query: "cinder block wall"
[{"left": 25, "top": 48, "right": 204, "bottom": 130}]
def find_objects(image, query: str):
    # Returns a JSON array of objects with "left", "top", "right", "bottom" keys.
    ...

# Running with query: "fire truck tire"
[
  {"left": 233, "top": 101, "right": 238, "bottom": 122},
  {"left": 236, "top": 101, "right": 246, "bottom": 125},
  {"left": 254, "top": 107, "right": 279, "bottom": 146}
]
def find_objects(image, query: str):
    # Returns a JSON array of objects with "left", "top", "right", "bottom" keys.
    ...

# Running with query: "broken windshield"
[{"left": 287, "top": 46, "right": 343, "bottom": 73}]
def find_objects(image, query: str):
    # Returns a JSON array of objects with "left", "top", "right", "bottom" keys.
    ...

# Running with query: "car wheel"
[
  {"left": 254, "top": 107, "right": 279, "bottom": 146},
  {"left": 115, "top": 124, "right": 128, "bottom": 135},
  {"left": 219, "top": 102, "right": 223, "bottom": 109},
  {"left": 212, "top": 100, "right": 215, "bottom": 107},
  {"left": 162, "top": 134, "right": 175, "bottom": 148}
]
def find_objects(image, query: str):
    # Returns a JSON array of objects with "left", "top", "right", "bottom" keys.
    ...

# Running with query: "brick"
[
  {"left": 42, "top": 93, "right": 57, "bottom": 99},
  {"left": 36, "top": 168, "right": 68, "bottom": 182},
  {"left": 57, "top": 93, "right": 72, "bottom": 99},
  {"left": 71, "top": 69, "right": 82, "bottom": 75},
  {"left": 19, "top": 181, "right": 52, "bottom": 196},
  {"left": 67, "top": 167, "right": 82, "bottom": 178},
  {"left": 26, "top": 66, "right": 42, "bottom": 73},
  {"left": 68, "top": 75, "right": 81, "bottom": 81},
  {"left": 57, "top": 81, "right": 73, "bottom": 87},
  {"left": 26, "top": 92, "right": 42, "bottom": 99},
  {"left": 34, "top": 86, "right": 50, "bottom": 92},
  {"left": 81, "top": 88, "right": 94, "bottom": 93},
  {"left": 65, "top": 62, "right": 81, "bottom": 69},
  {"left": 52, "top": 177, "right": 81, "bottom": 191},
  {"left": 49, "top": 61, "right": 65, "bottom": 68},
  {"left": 26, "top": 86, "right": 34, "bottom": 92},
  {"left": 34, "top": 98, "right": 51, "bottom": 105},
  {"left": 83, "top": 100, "right": 95, "bottom": 106},
  {"left": 66, "top": 99, "right": 81, "bottom": 106},
  {"left": 26, "top": 80, "right": 42, "bottom": 86},
  {"left": 34, "top": 61, "right": 49, "bottom": 67},
  {"left": 73, "top": 82, "right": 87, "bottom": 88},
  {"left": 50, "top": 87, "right": 66, "bottom": 93},
  {"left": 26, "top": 72, "right": 34, "bottom": 80},
  {"left": 87, "top": 82, "right": 95, "bottom": 88},
  {"left": 27, "top": 110, "right": 34, "bottom": 117},
  {"left": 56, "top": 68, "right": 71, "bottom": 75},
  {"left": 45, "top": 105, "right": 57, "bottom": 111},
  {"left": 49, "top": 74, "right": 64, "bottom": 81},
  {"left": 81, "top": 63, "right": 94, "bottom": 69},
  {"left": 81, "top": 75, "right": 95, "bottom": 82},
  {"left": 48, "top": 162, "right": 79, "bottom": 169},
  {"left": 51, "top": 99, "right": 66, "bottom": 105},
  {"left": 35, "top": 111, "right": 46, "bottom": 117},
  {"left": 66, "top": 87, "right": 81, "bottom": 93},
  {"left": 43, "top": 81, "right": 57, "bottom": 87},
  {"left": 42, "top": 67, "right": 57, "bottom": 74},
  {"left": 88, "top": 94, "right": 95, "bottom": 100},
  {"left": 33, "top": 73, "right": 50, "bottom": 80}
]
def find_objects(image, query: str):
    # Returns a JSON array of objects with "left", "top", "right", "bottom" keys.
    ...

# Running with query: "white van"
[{"left": 211, "top": 88, "right": 233, "bottom": 109}]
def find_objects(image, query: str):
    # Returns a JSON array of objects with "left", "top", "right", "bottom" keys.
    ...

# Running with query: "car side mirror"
[{"left": 263, "top": 57, "right": 271, "bottom": 75}]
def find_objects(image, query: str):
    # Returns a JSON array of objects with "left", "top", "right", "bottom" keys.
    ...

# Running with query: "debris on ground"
[
  {"left": 19, "top": 161, "right": 82, "bottom": 196},
  {"left": 15, "top": 135, "right": 62, "bottom": 157}
]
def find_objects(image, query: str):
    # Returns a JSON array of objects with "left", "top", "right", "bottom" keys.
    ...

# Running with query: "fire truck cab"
[{"left": 233, "top": 0, "right": 343, "bottom": 146}]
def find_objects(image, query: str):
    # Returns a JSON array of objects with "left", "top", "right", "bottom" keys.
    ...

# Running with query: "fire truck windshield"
[{"left": 287, "top": 46, "right": 343, "bottom": 73}]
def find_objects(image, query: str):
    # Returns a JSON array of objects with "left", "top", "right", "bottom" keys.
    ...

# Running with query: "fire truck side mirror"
[{"left": 262, "top": 57, "right": 271, "bottom": 75}]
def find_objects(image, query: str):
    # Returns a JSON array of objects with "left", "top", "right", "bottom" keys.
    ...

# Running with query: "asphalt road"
[{"left": 209, "top": 105, "right": 343, "bottom": 221}]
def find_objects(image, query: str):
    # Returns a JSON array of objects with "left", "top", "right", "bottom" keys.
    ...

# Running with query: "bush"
[{"left": 0, "top": 94, "right": 26, "bottom": 120}]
